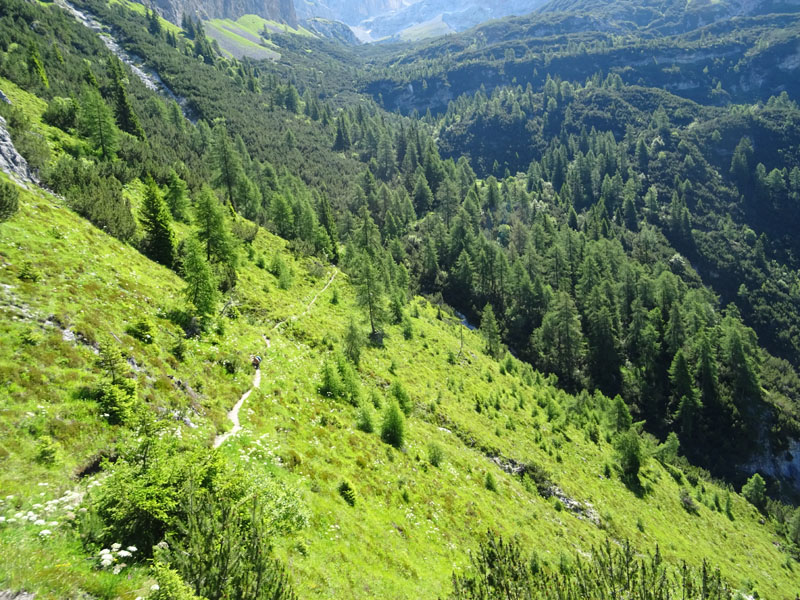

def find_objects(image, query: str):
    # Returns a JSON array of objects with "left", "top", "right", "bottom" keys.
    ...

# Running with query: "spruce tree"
[
  {"left": 107, "top": 57, "right": 145, "bottom": 140},
  {"left": 140, "top": 178, "right": 177, "bottom": 269},
  {"left": 0, "top": 181, "right": 20, "bottom": 223}
]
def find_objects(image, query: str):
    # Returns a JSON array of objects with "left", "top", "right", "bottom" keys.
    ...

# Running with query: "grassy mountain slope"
[{"left": 0, "top": 89, "right": 797, "bottom": 599}]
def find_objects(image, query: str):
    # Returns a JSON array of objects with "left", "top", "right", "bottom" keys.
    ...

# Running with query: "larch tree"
[
  {"left": 182, "top": 237, "right": 218, "bottom": 318},
  {"left": 79, "top": 87, "right": 118, "bottom": 161},
  {"left": 211, "top": 121, "right": 244, "bottom": 210}
]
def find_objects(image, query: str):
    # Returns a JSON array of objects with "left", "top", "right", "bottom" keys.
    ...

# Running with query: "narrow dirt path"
[
  {"left": 213, "top": 338, "right": 270, "bottom": 448},
  {"left": 272, "top": 268, "right": 337, "bottom": 331}
]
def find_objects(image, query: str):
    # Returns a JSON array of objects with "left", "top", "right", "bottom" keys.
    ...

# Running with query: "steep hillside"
[
  {"left": 2, "top": 0, "right": 800, "bottom": 597},
  {"left": 1, "top": 155, "right": 799, "bottom": 600}
]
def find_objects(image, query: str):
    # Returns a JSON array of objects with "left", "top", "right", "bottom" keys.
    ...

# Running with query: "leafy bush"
[
  {"left": 0, "top": 180, "right": 20, "bottom": 222},
  {"left": 380, "top": 401, "right": 405, "bottom": 449},
  {"left": 485, "top": 472, "right": 498, "bottom": 492},
  {"left": 428, "top": 442, "right": 444, "bottom": 467}
]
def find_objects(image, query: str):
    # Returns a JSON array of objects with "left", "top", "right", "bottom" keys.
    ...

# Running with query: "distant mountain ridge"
[
  {"left": 153, "top": 0, "right": 297, "bottom": 26},
  {"left": 294, "top": 0, "right": 549, "bottom": 40}
]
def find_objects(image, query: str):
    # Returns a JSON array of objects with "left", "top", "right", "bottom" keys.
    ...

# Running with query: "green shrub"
[
  {"left": 356, "top": 404, "right": 374, "bottom": 433},
  {"left": 614, "top": 430, "right": 643, "bottom": 482},
  {"left": 17, "top": 261, "right": 41, "bottom": 282},
  {"left": 127, "top": 317, "right": 155, "bottom": 344},
  {"left": 485, "top": 471, "right": 498, "bottom": 493},
  {"left": 35, "top": 435, "right": 59, "bottom": 465},
  {"left": 42, "top": 96, "right": 78, "bottom": 131},
  {"left": 428, "top": 442, "right": 444, "bottom": 467},
  {"left": 380, "top": 401, "right": 405, "bottom": 449},
  {"left": 680, "top": 488, "right": 699, "bottom": 515},
  {"left": 0, "top": 180, "right": 20, "bottom": 223},
  {"left": 149, "top": 563, "right": 204, "bottom": 600},
  {"left": 338, "top": 480, "right": 356, "bottom": 506},
  {"left": 741, "top": 473, "right": 767, "bottom": 511},
  {"left": 391, "top": 381, "right": 412, "bottom": 415}
]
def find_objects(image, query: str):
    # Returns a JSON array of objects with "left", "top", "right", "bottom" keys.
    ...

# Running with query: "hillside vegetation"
[{"left": 1, "top": 0, "right": 800, "bottom": 598}]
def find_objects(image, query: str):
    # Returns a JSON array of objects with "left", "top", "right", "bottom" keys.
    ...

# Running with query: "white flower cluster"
[
  {"left": 0, "top": 481, "right": 95, "bottom": 540},
  {"left": 98, "top": 544, "right": 138, "bottom": 573}
]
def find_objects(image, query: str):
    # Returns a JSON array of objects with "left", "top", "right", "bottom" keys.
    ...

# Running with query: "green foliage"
[
  {"left": 338, "top": 480, "right": 356, "bottom": 506},
  {"left": 614, "top": 430, "right": 643, "bottom": 483},
  {"left": 343, "top": 318, "right": 364, "bottom": 365},
  {"left": 480, "top": 303, "right": 501, "bottom": 358},
  {"left": 484, "top": 471, "right": 498, "bottom": 492},
  {"left": 149, "top": 564, "right": 204, "bottom": 600},
  {"left": 182, "top": 236, "right": 219, "bottom": 319},
  {"left": 452, "top": 533, "right": 733, "bottom": 600},
  {"left": 355, "top": 403, "right": 374, "bottom": 433},
  {"left": 164, "top": 483, "right": 298, "bottom": 600},
  {"left": 741, "top": 473, "right": 767, "bottom": 512},
  {"left": 0, "top": 180, "right": 20, "bottom": 223},
  {"left": 427, "top": 441, "right": 444, "bottom": 467},
  {"left": 390, "top": 380, "right": 412, "bottom": 415},
  {"left": 98, "top": 379, "right": 137, "bottom": 425},
  {"left": 126, "top": 317, "right": 155, "bottom": 344},
  {"left": 380, "top": 400, "right": 405, "bottom": 448},
  {"left": 78, "top": 86, "right": 118, "bottom": 160},
  {"left": 139, "top": 178, "right": 177, "bottom": 269},
  {"left": 42, "top": 96, "right": 77, "bottom": 131}
]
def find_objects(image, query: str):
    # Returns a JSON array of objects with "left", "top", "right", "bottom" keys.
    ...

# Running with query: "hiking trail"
[{"left": 212, "top": 337, "right": 269, "bottom": 448}]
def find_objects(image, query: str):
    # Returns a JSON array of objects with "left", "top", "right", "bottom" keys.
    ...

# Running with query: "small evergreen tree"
[
  {"left": 164, "top": 169, "right": 190, "bottom": 222},
  {"left": 79, "top": 87, "right": 118, "bottom": 160},
  {"left": 0, "top": 180, "right": 20, "bottom": 222},
  {"left": 615, "top": 430, "right": 643, "bottom": 482},
  {"left": 481, "top": 303, "right": 501, "bottom": 358},
  {"left": 140, "top": 178, "right": 177, "bottom": 269},
  {"left": 343, "top": 318, "right": 364, "bottom": 365},
  {"left": 182, "top": 237, "right": 218, "bottom": 318},
  {"left": 380, "top": 401, "right": 405, "bottom": 448}
]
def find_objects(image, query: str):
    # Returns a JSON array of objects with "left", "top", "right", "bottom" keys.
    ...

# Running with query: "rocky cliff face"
[
  {"left": 154, "top": 0, "right": 297, "bottom": 26},
  {"left": 294, "top": 0, "right": 410, "bottom": 25}
]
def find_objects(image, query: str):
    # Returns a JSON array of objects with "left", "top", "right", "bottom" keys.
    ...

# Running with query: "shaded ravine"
[{"left": 54, "top": 0, "right": 195, "bottom": 121}]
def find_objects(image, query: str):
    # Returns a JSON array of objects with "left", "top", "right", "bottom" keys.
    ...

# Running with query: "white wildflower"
[
  {"left": 126, "top": 546, "right": 137, "bottom": 553},
  {"left": 0, "top": 517, "right": 6, "bottom": 523},
  {"left": 48, "top": 521, "right": 59, "bottom": 527},
  {"left": 34, "top": 519, "right": 46, "bottom": 526},
  {"left": 39, "top": 529, "right": 52, "bottom": 537},
  {"left": 111, "top": 542, "right": 122, "bottom": 551},
  {"left": 150, "top": 584, "right": 160, "bottom": 592},
  {"left": 99, "top": 548, "right": 111, "bottom": 555},
  {"left": 117, "top": 550, "right": 132, "bottom": 558}
]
